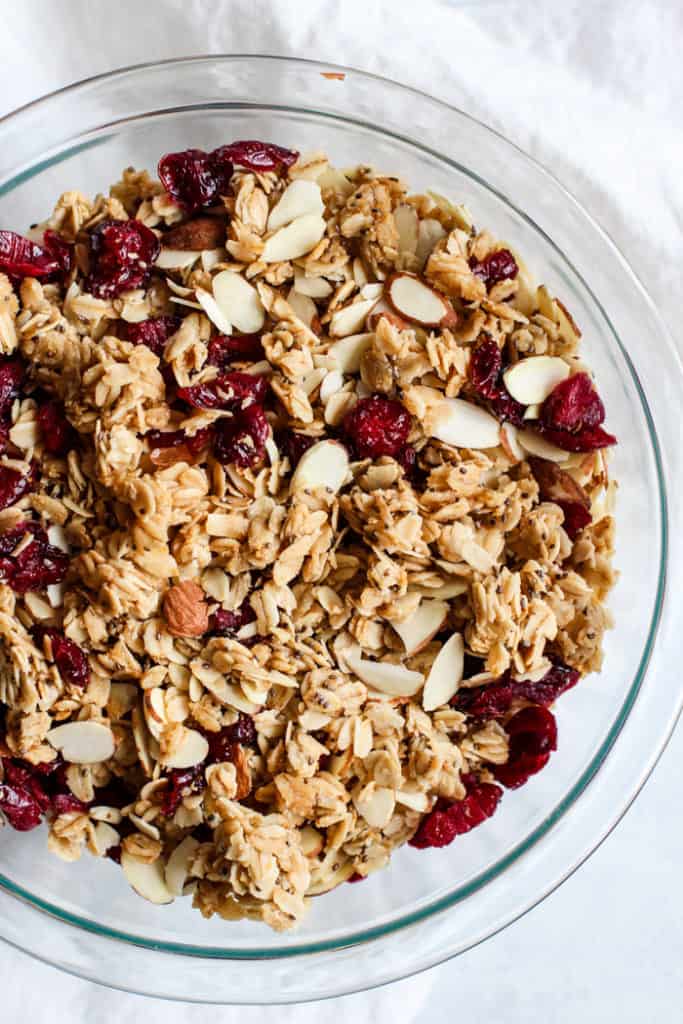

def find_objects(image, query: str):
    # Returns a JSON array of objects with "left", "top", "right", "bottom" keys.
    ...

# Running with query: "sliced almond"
[
  {"left": 47, "top": 721, "right": 115, "bottom": 764},
  {"left": 155, "top": 249, "right": 202, "bottom": 270},
  {"left": 46, "top": 582, "right": 65, "bottom": 608},
  {"left": 367, "top": 298, "right": 408, "bottom": 332},
  {"left": 411, "top": 580, "right": 468, "bottom": 600},
  {"left": 394, "top": 204, "right": 419, "bottom": 256},
  {"left": 195, "top": 287, "right": 232, "bottom": 334},
  {"left": 523, "top": 403, "right": 541, "bottom": 420},
  {"left": 212, "top": 271, "right": 265, "bottom": 334},
  {"left": 360, "top": 282, "right": 384, "bottom": 301},
  {"left": 47, "top": 524, "right": 69, "bottom": 552},
  {"left": 290, "top": 440, "right": 349, "bottom": 493},
  {"left": 329, "top": 332, "right": 374, "bottom": 373},
  {"left": 503, "top": 356, "right": 570, "bottom": 405},
  {"left": 500, "top": 421, "right": 524, "bottom": 462},
  {"left": 307, "top": 854, "right": 355, "bottom": 896},
  {"left": 422, "top": 632, "right": 464, "bottom": 711},
  {"left": 345, "top": 647, "right": 424, "bottom": 698},
  {"left": 319, "top": 369, "right": 344, "bottom": 405},
  {"left": 300, "top": 367, "right": 328, "bottom": 396},
  {"left": 262, "top": 214, "right": 326, "bottom": 263},
  {"left": 286, "top": 287, "right": 317, "bottom": 328},
  {"left": 165, "top": 836, "right": 200, "bottom": 896},
  {"left": 121, "top": 852, "right": 174, "bottom": 905},
  {"left": 161, "top": 727, "right": 209, "bottom": 769},
  {"left": 528, "top": 457, "right": 590, "bottom": 508},
  {"left": 517, "top": 428, "right": 570, "bottom": 463},
  {"left": 354, "top": 785, "right": 395, "bottom": 830},
  {"left": 415, "top": 218, "right": 446, "bottom": 268},
  {"left": 392, "top": 599, "right": 448, "bottom": 655},
  {"left": 90, "top": 821, "right": 120, "bottom": 857},
  {"left": 430, "top": 397, "right": 501, "bottom": 450},
  {"left": 294, "top": 267, "right": 333, "bottom": 298},
  {"left": 143, "top": 688, "right": 166, "bottom": 741},
  {"left": 267, "top": 180, "right": 324, "bottom": 232},
  {"left": 556, "top": 299, "right": 582, "bottom": 344},
  {"left": 299, "top": 825, "right": 324, "bottom": 858},
  {"left": 329, "top": 298, "right": 377, "bottom": 338},
  {"left": 386, "top": 272, "right": 457, "bottom": 328}
]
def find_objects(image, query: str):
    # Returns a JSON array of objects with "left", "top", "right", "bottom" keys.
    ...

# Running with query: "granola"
[{"left": 0, "top": 140, "right": 616, "bottom": 931}]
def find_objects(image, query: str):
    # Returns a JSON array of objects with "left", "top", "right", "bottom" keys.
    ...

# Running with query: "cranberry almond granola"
[{"left": 0, "top": 140, "right": 616, "bottom": 931}]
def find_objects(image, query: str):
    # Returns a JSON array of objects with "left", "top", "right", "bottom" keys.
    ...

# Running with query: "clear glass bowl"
[{"left": 0, "top": 56, "right": 681, "bottom": 1004}]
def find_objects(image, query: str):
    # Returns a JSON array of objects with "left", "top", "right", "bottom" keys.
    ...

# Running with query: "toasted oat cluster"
[{"left": 0, "top": 140, "right": 616, "bottom": 931}]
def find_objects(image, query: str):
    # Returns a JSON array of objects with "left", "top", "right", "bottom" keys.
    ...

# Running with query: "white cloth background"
[{"left": 0, "top": 1, "right": 681, "bottom": 1020}]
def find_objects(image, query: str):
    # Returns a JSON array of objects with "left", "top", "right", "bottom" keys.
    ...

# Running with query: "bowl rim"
[{"left": 0, "top": 52, "right": 677, "bottom": 981}]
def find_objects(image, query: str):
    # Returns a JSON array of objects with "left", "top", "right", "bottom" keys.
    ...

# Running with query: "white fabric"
[{"left": 0, "top": 1, "right": 681, "bottom": 1019}]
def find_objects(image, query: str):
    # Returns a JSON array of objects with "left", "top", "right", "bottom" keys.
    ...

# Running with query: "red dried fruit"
[
  {"left": 42, "top": 230, "right": 73, "bottom": 276},
  {"left": 106, "top": 844, "right": 122, "bottom": 864},
  {"left": 122, "top": 315, "right": 181, "bottom": 357},
  {"left": 0, "top": 230, "right": 62, "bottom": 280},
  {"left": 280, "top": 430, "right": 316, "bottom": 467},
  {"left": 146, "top": 426, "right": 213, "bottom": 456},
  {"left": 213, "top": 140, "right": 298, "bottom": 173},
  {"left": 395, "top": 443, "right": 417, "bottom": 477},
  {"left": 86, "top": 218, "right": 160, "bottom": 299},
  {"left": 160, "top": 764, "right": 206, "bottom": 817},
  {"left": 37, "top": 399, "right": 77, "bottom": 456},
  {"left": 213, "top": 404, "right": 269, "bottom": 467},
  {"left": 347, "top": 872, "right": 366, "bottom": 883},
  {"left": 489, "top": 390, "right": 526, "bottom": 426},
  {"left": 0, "top": 782, "right": 43, "bottom": 831},
  {"left": 211, "top": 602, "right": 256, "bottom": 637},
  {"left": 0, "top": 460, "right": 37, "bottom": 511},
  {"left": 409, "top": 780, "right": 502, "bottom": 849},
  {"left": 177, "top": 371, "right": 268, "bottom": 411},
  {"left": 0, "top": 357, "right": 25, "bottom": 417},
  {"left": 541, "top": 372, "right": 604, "bottom": 433},
  {"left": 469, "top": 339, "right": 525, "bottom": 425},
  {"left": 557, "top": 500, "right": 592, "bottom": 539},
  {"left": 37, "top": 628, "right": 90, "bottom": 689},
  {"left": 453, "top": 660, "right": 579, "bottom": 719},
  {"left": 205, "top": 714, "right": 257, "bottom": 766},
  {"left": 2, "top": 759, "right": 51, "bottom": 814},
  {"left": 158, "top": 149, "right": 224, "bottom": 212},
  {"left": 494, "top": 705, "right": 558, "bottom": 789},
  {"left": 341, "top": 395, "right": 411, "bottom": 459},
  {"left": 469, "top": 249, "right": 519, "bottom": 288},
  {"left": 0, "top": 521, "right": 68, "bottom": 594},
  {"left": 52, "top": 792, "right": 89, "bottom": 815},
  {"left": 207, "top": 333, "right": 264, "bottom": 368},
  {"left": 539, "top": 423, "right": 617, "bottom": 453}
]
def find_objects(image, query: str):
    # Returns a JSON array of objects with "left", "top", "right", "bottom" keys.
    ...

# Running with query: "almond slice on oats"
[
  {"left": 267, "top": 180, "right": 324, "bottom": 232},
  {"left": 500, "top": 421, "right": 524, "bottom": 462},
  {"left": 212, "top": 271, "right": 265, "bottom": 333},
  {"left": 121, "top": 852, "right": 174, "bottom": 905},
  {"left": 307, "top": 854, "right": 355, "bottom": 896},
  {"left": 143, "top": 688, "right": 166, "bottom": 741},
  {"left": 47, "top": 524, "right": 69, "bottom": 552},
  {"left": 195, "top": 286, "right": 232, "bottom": 334},
  {"left": 329, "top": 332, "right": 374, "bottom": 373},
  {"left": 293, "top": 267, "right": 332, "bottom": 298},
  {"left": 386, "top": 272, "right": 458, "bottom": 328},
  {"left": 262, "top": 213, "right": 326, "bottom": 263},
  {"left": 329, "top": 298, "right": 377, "bottom": 338},
  {"left": 299, "top": 826, "right": 324, "bottom": 857},
  {"left": 345, "top": 647, "right": 424, "bottom": 698},
  {"left": 391, "top": 599, "right": 448, "bottom": 656},
  {"left": 394, "top": 204, "right": 419, "bottom": 255},
  {"left": 155, "top": 249, "right": 202, "bottom": 270},
  {"left": 165, "top": 836, "right": 200, "bottom": 896},
  {"left": 354, "top": 785, "right": 395, "bottom": 829},
  {"left": 415, "top": 218, "right": 447, "bottom": 268},
  {"left": 319, "top": 369, "right": 344, "bottom": 404},
  {"left": 290, "top": 439, "right": 349, "bottom": 493},
  {"left": 410, "top": 580, "right": 468, "bottom": 600},
  {"left": 517, "top": 428, "right": 570, "bottom": 462},
  {"left": 422, "top": 632, "right": 464, "bottom": 711},
  {"left": 47, "top": 721, "right": 115, "bottom": 764},
  {"left": 367, "top": 298, "right": 408, "bottom": 332},
  {"left": 90, "top": 821, "right": 120, "bottom": 857},
  {"left": 395, "top": 787, "right": 430, "bottom": 813},
  {"left": 286, "top": 287, "right": 317, "bottom": 328},
  {"left": 161, "top": 728, "right": 209, "bottom": 770},
  {"left": 503, "top": 356, "right": 570, "bottom": 405},
  {"left": 430, "top": 397, "right": 501, "bottom": 449}
]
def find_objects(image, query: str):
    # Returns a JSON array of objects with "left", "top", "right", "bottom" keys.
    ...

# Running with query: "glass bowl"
[{"left": 0, "top": 56, "right": 681, "bottom": 1005}]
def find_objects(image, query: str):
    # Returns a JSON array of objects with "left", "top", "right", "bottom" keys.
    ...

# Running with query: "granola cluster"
[{"left": 0, "top": 141, "right": 616, "bottom": 931}]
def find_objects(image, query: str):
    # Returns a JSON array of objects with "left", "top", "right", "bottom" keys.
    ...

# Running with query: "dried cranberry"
[
  {"left": 37, "top": 628, "right": 90, "bottom": 689},
  {"left": 146, "top": 426, "right": 213, "bottom": 456},
  {"left": 213, "top": 404, "right": 269, "bottom": 468},
  {"left": 2, "top": 759, "right": 51, "bottom": 813},
  {"left": 453, "top": 660, "right": 579, "bottom": 718},
  {"left": 212, "top": 140, "right": 298, "bottom": 173},
  {"left": 52, "top": 792, "right": 89, "bottom": 815},
  {"left": 207, "top": 333, "right": 264, "bottom": 367},
  {"left": 489, "top": 390, "right": 526, "bottom": 426},
  {"left": 0, "top": 230, "right": 62, "bottom": 281},
  {"left": 494, "top": 706, "right": 557, "bottom": 789},
  {"left": 541, "top": 372, "right": 604, "bottom": 433},
  {"left": 557, "top": 500, "right": 592, "bottom": 539},
  {"left": 469, "top": 340, "right": 525, "bottom": 425},
  {"left": 86, "top": 218, "right": 160, "bottom": 299},
  {"left": 42, "top": 230, "right": 73, "bottom": 276},
  {"left": 106, "top": 844, "right": 122, "bottom": 864},
  {"left": 539, "top": 423, "right": 617, "bottom": 453},
  {"left": 0, "top": 460, "right": 37, "bottom": 511},
  {"left": 0, "top": 357, "right": 25, "bottom": 416},
  {"left": 0, "top": 521, "right": 69, "bottom": 594},
  {"left": 341, "top": 396, "right": 411, "bottom": 459},
  {"left": 469, "top": 249, "right": 518, "bottom": 288},
  {"left": 280, "top": 430, "right": 316, "bottom": 467},
  {"left": 37, "top": 399, "right": 77, "bottom": 455},
  {"left": 409, "top": 780, "right": 502, "bottom": 849},
  {"left": 394, "top": 443, "right": 417, "bottom": 477},
  {"left": 158, "top": 149, "right": 221, "bottom": 212},
  {"left": 122, "top": 315, "right": 181, "bottom": 357},
  {"left": 205, "top": 714, "right": 257, "bottom": 766},
  {"left": 93, "top": 777, "right": 136, "bottom": 809},
  {"left": 211, "top": 602, "right": 256, "bottom": 636},
  {"left": 0, "top": 782, "right": 43, "bottom": 831},
  {"left": 160, "top": 764, "right": 206, "bottom": 817},
  {"left": 177, "top": 371, "right": 268, "bottom": 411},
  {"left": 347, "top": 872, "right": 366, "bottom": 883}
]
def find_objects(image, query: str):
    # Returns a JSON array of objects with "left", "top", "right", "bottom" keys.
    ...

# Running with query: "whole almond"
[
  {"left": 163, "top": 216, "right": 226, "bottom": 251},
  {"left": 163, "top": 580, "right": 209, "bottom": 638}
]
